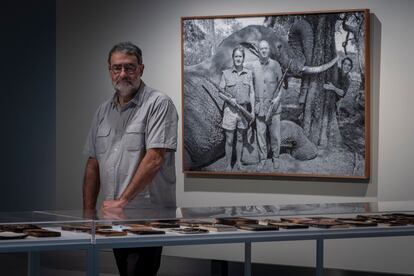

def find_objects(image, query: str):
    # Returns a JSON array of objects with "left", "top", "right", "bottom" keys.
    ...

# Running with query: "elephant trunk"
[
  {"left": 288, "top": 19, "right": 338, "bottom": 75},
  {"left": 288, "top": 19, "right": 314, "bottom": 65},
  {"left": 301, "top": 56, "right": 338, "bottom": 74}
]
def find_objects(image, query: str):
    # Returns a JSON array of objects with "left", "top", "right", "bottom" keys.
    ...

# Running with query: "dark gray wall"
[{"left": 0, "top": 1, "right": 56, "bottom": 211}]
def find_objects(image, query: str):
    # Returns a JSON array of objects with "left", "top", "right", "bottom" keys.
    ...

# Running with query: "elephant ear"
[
  {"left": 288, "top": 19, "right": 314, "bottom": 66},
  {"left": 239, "top": 42, "right": 260, "bottom": 59}
]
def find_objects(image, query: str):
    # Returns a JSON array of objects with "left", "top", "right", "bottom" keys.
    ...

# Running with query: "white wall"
[{"left": 57, "top": 0, "right": 414, "bottom": 274}]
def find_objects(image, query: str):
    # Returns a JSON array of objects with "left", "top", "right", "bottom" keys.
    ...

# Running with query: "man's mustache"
[{"left": 116, "top": 79, "right": 133, "bottom": 86}]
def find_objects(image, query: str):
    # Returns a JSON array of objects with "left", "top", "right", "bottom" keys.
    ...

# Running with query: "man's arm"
[
  {"left": 220, "top": 72, "right": 237, "bottom": 106},
  {"left": 102, "top": 148, "right": 166, "bottom": 208},
  {"left": 219, "top": 72, "right": 226, "bottom": 91},
  {"left": 83, "top": 157, "right": 100, "bottom": 210}
]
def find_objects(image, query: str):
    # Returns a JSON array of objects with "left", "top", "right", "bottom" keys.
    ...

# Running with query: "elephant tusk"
[{"left": 301, "top": 56, "right": 339, "bottom": 74}]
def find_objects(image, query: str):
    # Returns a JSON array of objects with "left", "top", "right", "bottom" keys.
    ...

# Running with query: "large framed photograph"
[{"left": 182, "top": 9, "right": 370, "bottom": 179}]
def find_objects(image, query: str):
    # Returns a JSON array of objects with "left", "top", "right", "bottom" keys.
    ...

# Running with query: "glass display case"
[
  {"left": 0, "top": 211, "right": 95, "bottom": 276},
  {"left": 35, "top": 201, "right": 414, "bottom": 238},
  {"left": 0, "top": 211, "right": 92, "bottom": 245},
  {"left": 1, "top": 202, "right": 414, "bottom": 276}
]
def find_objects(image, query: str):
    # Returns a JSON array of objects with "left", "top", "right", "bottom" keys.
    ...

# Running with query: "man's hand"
[
  {"left": 101, "top": 205, "right": 126, "bottom": 220},
  {"left": 323, "top": 82, "right": 336, "bottom": 91},
  {"left": 102, "top": 198, "right": 128, "bottom": 209},
  {"left": 250, "top": 112, "right": 256, "bottom": 126},
  {"left": 230, "top": 98, "right": 237, "bottom": 106},
  {"left": 100, "top": 199, "right": 128, "bottom": 220}
]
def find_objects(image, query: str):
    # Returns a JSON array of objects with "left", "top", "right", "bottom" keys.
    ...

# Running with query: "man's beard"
[{"left": 113, "top": 78, "right": 140, "bottom": 97}]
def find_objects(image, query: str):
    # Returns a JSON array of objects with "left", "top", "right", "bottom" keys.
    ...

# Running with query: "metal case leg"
[
  {"left": 28, "top": 251, "right": 40, "bottom": 276},
  {"left": 87, "top": 247, "right": 99, "bottom": 276},
  {"left": 244, "top": 242, "right": 251, "bottom": 276},
  {"left": 316, "top": 239, "right": 324, "bottom": 276}
]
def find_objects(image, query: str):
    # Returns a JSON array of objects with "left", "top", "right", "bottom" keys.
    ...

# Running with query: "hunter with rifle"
[
  {"left": 217, "top": 46, "right": 255, "bottom": 172},
  {"left": 250, "top": 40, "right": 288, "bottom": 171}
]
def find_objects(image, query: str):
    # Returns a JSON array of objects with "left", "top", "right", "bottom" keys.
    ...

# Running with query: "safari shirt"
[
  {"left": 219, "top": 67, "right": 253, "bottom": 105},
  {"left": 83, "top": 82, "right": 178, "bottom": 208}
]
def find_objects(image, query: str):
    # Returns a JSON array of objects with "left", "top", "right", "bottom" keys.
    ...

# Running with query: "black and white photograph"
[{"left": 182, "top": 10, "right": 370, "bottom": 179}]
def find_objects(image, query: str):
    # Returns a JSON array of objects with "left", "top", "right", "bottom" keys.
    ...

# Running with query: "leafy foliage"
[{"left": 183, "top": 19, "right": 245, "bottom": 66}]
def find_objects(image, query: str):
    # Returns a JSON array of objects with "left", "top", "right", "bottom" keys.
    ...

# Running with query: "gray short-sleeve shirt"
[{"left": 83, "top": 82, "right": 178, "bottom": 207}]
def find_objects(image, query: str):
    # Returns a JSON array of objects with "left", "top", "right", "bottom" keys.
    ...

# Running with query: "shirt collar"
[
  {"left": 131, "top": 81, "right": 145, "bottom": 107},
  {"left": 231, "top": 66, "right": 248, "bottom": 75}
]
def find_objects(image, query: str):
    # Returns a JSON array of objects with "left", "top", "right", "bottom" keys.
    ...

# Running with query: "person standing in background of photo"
[
  {"left": 250, "top": 40, "right": 283, "bottom": 171},
  {"left": 323, "top": 57, "right": 353, "bottom": 101}
]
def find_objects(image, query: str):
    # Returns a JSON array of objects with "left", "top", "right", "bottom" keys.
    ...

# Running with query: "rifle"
[
  {"left": 201, "top": 84, "right": 253, "bottom": 123},
  {"left": 264, "top": 59, "right": 292, "bottom": 122}
]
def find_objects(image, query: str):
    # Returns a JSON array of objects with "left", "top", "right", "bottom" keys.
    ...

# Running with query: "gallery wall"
[
  {"left": 0, "top": 1, "right": 56, "bottom": 211},
  {"left": 56, "top": 0, "right": 414, "bottom": 274}
]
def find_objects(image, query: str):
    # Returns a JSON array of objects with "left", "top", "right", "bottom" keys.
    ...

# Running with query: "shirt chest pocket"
[
  {"left": 226, "top": 78, "right": 236, "bottom": 87},
  {"left": 95, "top": 126, "right": 111, "bottom": 154},
  {"left": 242, "top": 78, "right": 251, "bottom": 88},
  {"left": 124, "top": 123, "right": 146, "bottom": 151},
  {"left": 225, "top": 80, "right": 237, "bottom": 96}
]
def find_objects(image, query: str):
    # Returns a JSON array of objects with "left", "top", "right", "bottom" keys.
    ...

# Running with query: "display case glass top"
[{"left": 39, "top": 201, "right": 414, "bottom": 223}]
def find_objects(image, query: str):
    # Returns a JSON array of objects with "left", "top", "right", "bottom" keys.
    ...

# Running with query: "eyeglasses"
[{"left": 110, "top": 63, "right": 139, "bottom": 75}]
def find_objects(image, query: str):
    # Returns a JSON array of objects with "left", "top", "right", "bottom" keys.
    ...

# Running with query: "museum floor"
[{"left": 0, "top": 251, "right": 406, "bottom": 276}]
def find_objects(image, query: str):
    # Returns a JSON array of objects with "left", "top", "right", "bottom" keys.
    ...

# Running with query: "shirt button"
[{"left": 114, "top": 148, "right": 118, "bottom": 152}]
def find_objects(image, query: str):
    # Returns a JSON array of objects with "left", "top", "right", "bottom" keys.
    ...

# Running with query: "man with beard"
[
  {"left": 83, "top": 42, "right": 178, "bottom": 276},
  {"left": 250, "top": 40, "right": 283, "bottom": 171}
]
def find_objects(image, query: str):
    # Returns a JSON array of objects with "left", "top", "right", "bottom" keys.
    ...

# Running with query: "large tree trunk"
[
  {"left": 342, "top": 13, "right": 365, "bottom": 88},
  {"left": 209, "top": 20, "right": 216, "bottom": 56},
  {"left": 302, "top": 14, "right": 341, "bottom": 148}
]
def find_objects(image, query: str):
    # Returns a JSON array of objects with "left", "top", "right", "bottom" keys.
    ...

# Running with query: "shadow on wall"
[{"left": 183, "top": 13, "right": 382, "bottom": 198}]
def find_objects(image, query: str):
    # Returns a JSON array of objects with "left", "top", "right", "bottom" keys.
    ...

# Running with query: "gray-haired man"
[
  {"left": 251, "top": 40, "right": 283, "bottom": 170},
  {"left": 83, "top": 41, "right": 178, "bottom": 276}
]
